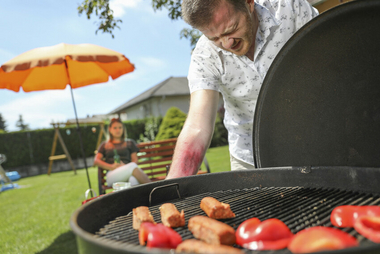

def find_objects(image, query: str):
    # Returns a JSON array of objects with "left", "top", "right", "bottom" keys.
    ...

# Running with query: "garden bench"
[{"left": 97, "top": 138, "right": 210, "bottom": 194}]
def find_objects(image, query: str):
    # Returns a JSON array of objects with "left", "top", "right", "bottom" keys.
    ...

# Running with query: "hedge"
[
  {"left": 0, "top": 113, "right": 227, "bottom": 169},
  {"left": 0, "top": 118, "right": 161, "bottom": 169},
  {"left": 0, "top": 125, "right": 97, "bottom": 168}
]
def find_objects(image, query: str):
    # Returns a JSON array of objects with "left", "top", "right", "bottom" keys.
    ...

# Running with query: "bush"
[
  {"left": 138, "top": 116, "right": 162, "bottom": 143},
  {"left": 154, "top": 106, "right": 228, "bottom": 147},
  {"left": 0, "top": 125, "right": 100, "bottom": 168},
  {"left": 0, "top": 113, "right": 225, "bottom": 169},
  {"left": 155, "top": 107, "right": 187, "bottom": 141},
  {"left": 123, "top": 119, "right": 147, "bottom": 141},
  {"left": 0, "top": 117, "right": 157, "bottom": 169},
  {"left": 210, "top": 114, "right": 228, "bottom": 147}
]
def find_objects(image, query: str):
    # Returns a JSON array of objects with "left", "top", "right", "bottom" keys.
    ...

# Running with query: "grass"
[
  {"left": 201, "top": 145, "right": 231, "bottom": 173},
  {"left": 0, "top": 145, "right": 230, "bottom": 254}
]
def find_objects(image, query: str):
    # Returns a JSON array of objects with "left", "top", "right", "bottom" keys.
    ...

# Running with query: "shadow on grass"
[{"left": 37, "top": 230, "right": 78, "bottom": 254}]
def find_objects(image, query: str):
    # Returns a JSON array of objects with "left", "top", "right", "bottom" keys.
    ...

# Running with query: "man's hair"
[{"left": 182, "top": 0, "right": 249, "bottom": 29}]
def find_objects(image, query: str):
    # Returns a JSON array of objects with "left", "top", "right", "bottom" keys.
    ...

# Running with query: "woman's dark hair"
[{"left": 108, "top": 118, "right": 126, "bottom": 141}]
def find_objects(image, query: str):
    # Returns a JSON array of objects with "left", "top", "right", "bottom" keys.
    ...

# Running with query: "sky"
[{"left": 0, "top": 0, "right": 194, "bottom": 131}]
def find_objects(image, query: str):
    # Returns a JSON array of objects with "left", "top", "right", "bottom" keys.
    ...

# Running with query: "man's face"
[{"left": 199, "top": 0, "right": 256, "bottom": 57}]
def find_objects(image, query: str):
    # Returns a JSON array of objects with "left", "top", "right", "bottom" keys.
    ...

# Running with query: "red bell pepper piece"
[
  {"left": 288, "top": 226, "right": 358, "bottom": 253},
  {"left": 331, "top": 205, "right": 380, "bottom": 227},
  {"left": 354, "top": 215, "right": 380, "bottom": 243},
  {"left": 139, "top": 222, "right": 182, "bottom": 249},
  {"left": 235, "top": 218, "right": 293, "bottom": 250},
  {"left": 81, "top": 194, "right": 105, "bottom": 205}
]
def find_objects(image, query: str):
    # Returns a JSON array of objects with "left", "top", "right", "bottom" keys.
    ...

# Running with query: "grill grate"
[{"left": 96, "top": 187, "right": 380, "bottom": 253}]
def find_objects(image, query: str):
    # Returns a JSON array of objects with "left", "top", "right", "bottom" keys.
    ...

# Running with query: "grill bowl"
[{"left": 71, "top": 167, "right": 380, "bottom": 254}]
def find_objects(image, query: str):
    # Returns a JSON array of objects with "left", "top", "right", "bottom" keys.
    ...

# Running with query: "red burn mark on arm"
[{"left": 168, "top": 146, "right": 205, "bottom": 178}]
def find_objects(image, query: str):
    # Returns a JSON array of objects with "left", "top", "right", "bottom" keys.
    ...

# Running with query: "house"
[
  {"left": 109, "top": 76, "right": 223, "bottom": 119},
  {"left": 65, "top": 114, "right": 125, "bottom": 125}
]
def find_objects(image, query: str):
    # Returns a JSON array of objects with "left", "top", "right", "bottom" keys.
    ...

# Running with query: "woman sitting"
[{"left": 94, "top": 118, "right": 151, "bottom": 187}]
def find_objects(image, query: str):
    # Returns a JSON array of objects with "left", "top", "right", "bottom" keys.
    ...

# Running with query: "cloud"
[
  {"left": 0, "top": 48, "right": 16, "bottom": 64},
  {"left": 84, "top": 57, "right": 167, "bottom": 90},
  {"left": 139, "top": 57, "right": 167, "bottom": 69},
  {"left": 0, "top": 87, "right": 78, "bottom": 131},
  {"left": 110, "top": 0, "right": 143, "bottom": 17}
]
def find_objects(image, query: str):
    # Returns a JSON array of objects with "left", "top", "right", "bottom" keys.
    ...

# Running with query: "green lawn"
[
  {"left": 0, "top": 145, "right": 230, "bottom": 254},
  {"left": 201, "top": 145, "right": 231, "bottom": 173}
]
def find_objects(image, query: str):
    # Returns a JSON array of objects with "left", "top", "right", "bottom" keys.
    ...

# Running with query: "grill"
[
  {"left": 96, "top": 186, "right": 380, "bottom": 253},
  {"left": 71, "top": 167, "right": 380, "bottom": 254}
]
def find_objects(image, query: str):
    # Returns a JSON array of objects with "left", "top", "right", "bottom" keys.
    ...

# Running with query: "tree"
[
  {"left": 139, "top": 116, "right": 161, "bottom": 143},
  {"left": 77, "top": 0, "right": 201, "bottom": 48},
  {"left": 77, "top": 0, "right": 122, "bottom": 39},
  {"left": 16, "top": 115, "right": 29, "bottom": 131},
  {"left": 0, "top": 113, "right": 7, "bottom": 132},
  {"left": 155, "top": 107, "right": 187, "bottom": 141}
]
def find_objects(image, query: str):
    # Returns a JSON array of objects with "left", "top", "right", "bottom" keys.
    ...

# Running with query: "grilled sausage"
[
  {"left": 200, "top": 197, "right": 236, "bottom": 219},
  {"left": 159, "top": 203, "right": 185, "bottom": 228},
  {"left": 133, "top": 206, "right": 155, "bottom": 230},
  {"left": 176, "top": 239, "right": 244, "bottom": 254},
  {"left": 188, "top": 215, "right": 236, "bottom": 245}
]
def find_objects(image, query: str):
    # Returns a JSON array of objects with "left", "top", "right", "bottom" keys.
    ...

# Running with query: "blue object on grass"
[
  {"left": 1, "top": 183, "right": 19, "bottom": 192},
  {"left": 6, "top": 171, "right": 21, "bottom": 181},
  {"left": 0, "top": 171, "right": 21, "bottom": 184}
]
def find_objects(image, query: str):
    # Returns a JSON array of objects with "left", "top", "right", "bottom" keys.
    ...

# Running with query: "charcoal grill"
[
  {"left": 71, "top": 168, "right": 380, "bottom": 254},
  {"left": 71, "top": 1, "right": 380, "bottom": 253}
]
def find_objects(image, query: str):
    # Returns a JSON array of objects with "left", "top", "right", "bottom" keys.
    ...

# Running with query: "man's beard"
[{"left": 231, "top": 12, "right": 255, "bottom": 56}]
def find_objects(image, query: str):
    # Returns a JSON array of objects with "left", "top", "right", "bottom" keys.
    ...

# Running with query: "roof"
[
  {"left": 109, "top": 76, "right": 190, "bottom": 114},
  {"left": 65, "top": 114, "right": 109, "bottom": 125},
  {"left": 65, "top": 113, "right": 126, "bottom": 125}
]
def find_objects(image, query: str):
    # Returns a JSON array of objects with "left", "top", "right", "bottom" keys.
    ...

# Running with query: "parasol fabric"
[{"left": 0, "top": 43, "right": 135, "bottom": 92}]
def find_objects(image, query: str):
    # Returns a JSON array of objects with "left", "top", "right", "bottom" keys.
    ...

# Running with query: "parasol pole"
[
  {"left": 69, "top": 87, "right": 93, "bottom": 196},
  {"left": 63, "top": 57, "right": 92, "bottom": 195}
]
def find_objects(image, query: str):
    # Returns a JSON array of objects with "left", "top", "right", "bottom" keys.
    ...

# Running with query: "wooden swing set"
[{"left": 47, "top": 122, "right": 107, "bottom": 175}]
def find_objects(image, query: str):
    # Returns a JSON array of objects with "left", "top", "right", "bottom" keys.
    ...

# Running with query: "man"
[{"left": 167, "top": 0, "right": 318, "bottom": 179}]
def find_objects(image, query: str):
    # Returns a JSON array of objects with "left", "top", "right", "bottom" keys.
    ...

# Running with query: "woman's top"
[{"left": 97, "top": 139, "right": 139, "bottom": 164}]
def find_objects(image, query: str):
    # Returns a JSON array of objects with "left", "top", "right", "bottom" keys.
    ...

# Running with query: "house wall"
[
  {"left": 120, "top": 103, "right": 141, "bottom": 120},
  {"left": 121, "top": 94, "right": 224, "bottom": 120},
  {"left": 159, "top": 95, "right": 191, "bottom": 116},
  {"left": 121, "top": 95, "right": 191, "bottom": 119}
]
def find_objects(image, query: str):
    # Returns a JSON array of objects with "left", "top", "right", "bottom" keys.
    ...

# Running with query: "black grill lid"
[{"left": 253, "top": 0, "right": 380, "bottom": 168}]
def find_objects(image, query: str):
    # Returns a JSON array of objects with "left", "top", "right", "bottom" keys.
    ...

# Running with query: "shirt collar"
[{"left": 211, "top": 2, "right": 281, "bottom": 57}]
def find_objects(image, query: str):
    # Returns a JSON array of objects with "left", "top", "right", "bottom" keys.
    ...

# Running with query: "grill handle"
[{"left": 149, "top": 183, "right": 181, "bottom": 206}]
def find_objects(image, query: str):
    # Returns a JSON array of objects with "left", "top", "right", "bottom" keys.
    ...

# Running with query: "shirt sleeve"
[
  {"left": 127, "top": 139, "right": 140, "bottom": 154},
  {"left": 188, "top": 36, "right": 223, "bottom": 94},
  {"left": 97, "top": 141, "right": 106, "bottom": 157}
]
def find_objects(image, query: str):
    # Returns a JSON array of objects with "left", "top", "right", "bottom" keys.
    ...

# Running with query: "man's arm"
[{"left": 166, "top": 89, "right": 220, "bottom": 179}]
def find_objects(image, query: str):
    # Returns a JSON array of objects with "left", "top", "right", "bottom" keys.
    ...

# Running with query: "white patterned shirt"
[{"left": 188, "top": 0, "right": 318, "bottom": 167}]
